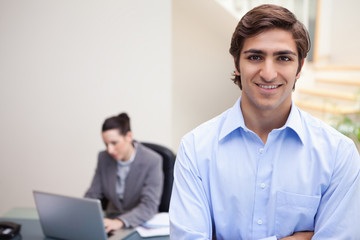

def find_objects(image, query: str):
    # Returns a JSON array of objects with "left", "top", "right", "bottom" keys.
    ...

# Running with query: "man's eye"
[
  {"left": 248, "top": 55, "right": 262, "bottom": 61},
  {"left": 279, "top": 56, "right": 291, "bottom": 61}
]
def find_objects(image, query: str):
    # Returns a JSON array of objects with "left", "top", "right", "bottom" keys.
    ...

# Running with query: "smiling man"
[{"left": 169, "top": 4, "right": 360, "bottom": 240}]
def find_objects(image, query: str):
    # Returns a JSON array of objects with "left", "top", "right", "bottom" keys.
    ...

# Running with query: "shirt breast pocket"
[{"left": 275, "top": 190, "right": 320, "bottom": 238}]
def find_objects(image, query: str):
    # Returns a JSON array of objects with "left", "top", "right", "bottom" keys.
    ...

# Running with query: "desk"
[
  {"left": 0, "top": 217, "right": 44, "bottom": 240},
  {"left": 1, "top": 209, "right": 169, "bottom": 240}
]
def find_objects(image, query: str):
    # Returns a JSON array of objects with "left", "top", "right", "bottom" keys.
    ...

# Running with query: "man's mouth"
[{"left": 257, "top": 84, "right": 281, "bottom": 89}]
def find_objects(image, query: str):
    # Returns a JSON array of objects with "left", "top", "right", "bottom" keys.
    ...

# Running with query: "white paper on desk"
[
  {"left": 136, "top": 226, "right": 169, "bottom": 237},
  {"left": 136, "top": 212, "right": 170, "bottom": 237}
]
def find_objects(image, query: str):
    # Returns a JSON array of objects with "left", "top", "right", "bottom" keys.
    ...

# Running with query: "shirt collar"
[
  {"left": 282, "top": 102, "right": 305, "bottom": 145},
  {"left": 219, "top": 97, "right": 245, "bottom": 141},
  {"left": 219, "top": 97, "right": 305, "bottom": 144}
]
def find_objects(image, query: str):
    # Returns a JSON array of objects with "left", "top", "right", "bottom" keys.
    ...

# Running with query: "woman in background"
[{"left": 85, "top": 113, "right": 163, "bottom": 233}]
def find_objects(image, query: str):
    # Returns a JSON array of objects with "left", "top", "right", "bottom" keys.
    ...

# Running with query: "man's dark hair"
[{"left": 229, "top": 4, "right": 311, "bottom": 89}]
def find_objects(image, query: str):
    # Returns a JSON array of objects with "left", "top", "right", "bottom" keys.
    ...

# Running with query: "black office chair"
[{"left": 142, "top": 142, "right": 176, "bottom": 212}]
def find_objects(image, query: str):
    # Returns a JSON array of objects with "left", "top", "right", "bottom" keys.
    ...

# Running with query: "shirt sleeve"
[
  {"left": 313, "top": 140, "right": 360, "bottom": 239},
  {"left": 169, "top": 138, "right": 213, "bottom": 239}
]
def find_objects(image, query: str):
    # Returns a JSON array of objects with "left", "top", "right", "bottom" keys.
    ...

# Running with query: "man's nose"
[{"left": 259, "top": 59, "right": 277, "bottom": 81}]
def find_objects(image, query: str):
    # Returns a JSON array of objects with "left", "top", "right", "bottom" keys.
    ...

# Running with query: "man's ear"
[{"left": 296, "top": 59, "right": 305, "bottom": 80}]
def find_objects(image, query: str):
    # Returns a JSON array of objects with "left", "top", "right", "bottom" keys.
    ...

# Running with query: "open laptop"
[{"left": 33, "top": 190, "right": 108, "bottom": 240}]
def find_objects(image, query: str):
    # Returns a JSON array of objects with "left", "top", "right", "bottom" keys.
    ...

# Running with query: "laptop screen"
[{"left": 33, "top": 191, "right": 107, "bottom": 240}]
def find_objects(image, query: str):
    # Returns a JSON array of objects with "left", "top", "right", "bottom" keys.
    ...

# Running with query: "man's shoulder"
[
  {"left": 299, "top": 108, "right": 354, "bottom": 146},
  {"left": 183, "top": 108, "right": 231, "bottom": 144}
]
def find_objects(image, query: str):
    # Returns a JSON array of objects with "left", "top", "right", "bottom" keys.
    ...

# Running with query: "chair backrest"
[{"left": 142, "top": 142, "right": 176, "bottom": 212}]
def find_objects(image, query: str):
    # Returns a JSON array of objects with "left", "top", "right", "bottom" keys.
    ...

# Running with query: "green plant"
[
  {"left": 332, "top": 115, "right": 360, "bottom": 152},
  {"left": 330, "top": 89, "right": 360, "bottom": 152}
]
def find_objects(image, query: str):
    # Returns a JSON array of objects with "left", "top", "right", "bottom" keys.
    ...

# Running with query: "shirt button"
[
  {"left": 260, "top": 183, "right": 266, "bottom": 189},
  {"left": 259, "top": 148, "right": 264, "bottom": 153},
  {"left": 257, "top": 219, "right": 263, "bottom": 225}
]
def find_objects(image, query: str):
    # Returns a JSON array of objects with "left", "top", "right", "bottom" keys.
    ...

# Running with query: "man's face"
[{"left": 236, "top": 28, "right": 302, "bottom": 114}]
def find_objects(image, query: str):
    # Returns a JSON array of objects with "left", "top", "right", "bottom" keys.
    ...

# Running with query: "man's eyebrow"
[
  {"left": 243, "top": 49, "right": 297, "bottom": 56},
  {"left": 274, "top": 50, "right": 297, "bottom": 56},
  {"left": 243, "top": 49, "right": 264, "bottom": 54}
]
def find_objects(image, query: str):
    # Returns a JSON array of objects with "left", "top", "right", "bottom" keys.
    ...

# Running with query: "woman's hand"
[{"left": 103, "top": 218, "right": 124, "bottom": 233}]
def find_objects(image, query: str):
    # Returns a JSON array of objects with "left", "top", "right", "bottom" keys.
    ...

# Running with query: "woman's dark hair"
[
  {"left": 229, "top": 4, "right": 311, "bottom": 89},
  {"left": 102, "top": 112, "right": 131, "bottom": 135}
]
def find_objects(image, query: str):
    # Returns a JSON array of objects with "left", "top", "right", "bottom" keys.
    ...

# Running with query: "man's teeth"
[{"left": 259, "top": 84, "right": 279, "bottom": 89}]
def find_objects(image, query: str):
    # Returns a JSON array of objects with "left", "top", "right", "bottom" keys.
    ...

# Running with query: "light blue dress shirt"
[{"left": 169, "top": 97, "right": 360, "bottom": 240}]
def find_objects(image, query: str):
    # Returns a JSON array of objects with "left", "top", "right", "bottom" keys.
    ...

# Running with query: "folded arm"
[
  {"left": 280, "top": 231, "right": 314, "bottom": 240},
  {"left": 312, "top": 141, "right": 360, "bottom": 239},
  {"left": 169, "top": 140, "right": 214, "bottom": 239}
]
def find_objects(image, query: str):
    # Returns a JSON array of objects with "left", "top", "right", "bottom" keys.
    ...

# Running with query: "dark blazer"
[{"left": 85, "top": 142, "right": 164, "bottom": 227}]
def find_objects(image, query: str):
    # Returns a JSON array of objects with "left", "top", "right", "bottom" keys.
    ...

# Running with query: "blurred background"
[{"left": 1, "top": 0, "right": 359, "bottom": 216}]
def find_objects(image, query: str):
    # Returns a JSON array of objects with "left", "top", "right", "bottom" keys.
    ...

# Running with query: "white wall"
[
  {"left": 328, "top": 0, "right": 360, "bottom": 65},
  {"left": 0, "top": 0, "right": 171, "bottom": 215},
  {"left": 314, "top": 0, "right": 360, "bottom": 65},
  {"left": 172, "top": 0, "right": 240, "bottom": 149},
  {"left": 0, "top": 0, "right": 240, "bottom": 215}
]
